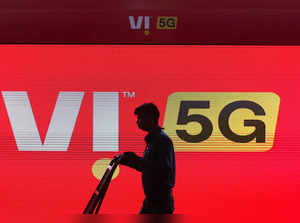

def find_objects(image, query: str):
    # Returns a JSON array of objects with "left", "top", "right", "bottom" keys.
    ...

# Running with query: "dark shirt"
[{"left": 133, "top": 126, "right": 176, "bottom": 199}]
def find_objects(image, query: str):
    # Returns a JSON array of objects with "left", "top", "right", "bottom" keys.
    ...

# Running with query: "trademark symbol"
[{"left": 123, "top": 91, "right": 136, "bottom": 98}]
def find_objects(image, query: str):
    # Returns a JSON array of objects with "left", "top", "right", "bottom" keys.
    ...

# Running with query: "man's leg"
[
  {"left": 139, "top": 198, "right": 152, "bottom": 214},
  {"left": 155, "top": 194, "right": 174, "bottom": 214},
  {"left": 139, "top": 195, "right": 174, "bottom": 214}
]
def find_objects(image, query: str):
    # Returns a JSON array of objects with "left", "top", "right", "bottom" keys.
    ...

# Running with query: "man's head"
[{"left": 134, "top": 103, "right": 160, "bottom": 132}]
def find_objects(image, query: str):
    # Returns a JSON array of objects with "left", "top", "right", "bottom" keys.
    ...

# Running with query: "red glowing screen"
[{"left": 0, "top": 45, "right": 299, "bottom": 221}]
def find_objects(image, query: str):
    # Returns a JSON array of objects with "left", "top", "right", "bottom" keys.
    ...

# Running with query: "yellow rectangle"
[
  {"left": 163, "top": 92, "right": 280, "bottom": 152},
  {"left": 156, "top": 16, "right": 178, "bottom": 30}
]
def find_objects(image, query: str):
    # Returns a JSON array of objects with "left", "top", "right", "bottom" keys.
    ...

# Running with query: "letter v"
[{"left": 2, "top": 91, "right": 84, "bottom": 151}]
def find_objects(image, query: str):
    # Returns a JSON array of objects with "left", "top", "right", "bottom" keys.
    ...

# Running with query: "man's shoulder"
[{"left": 157, "top": 130, "right": 173, "bottom": 146}]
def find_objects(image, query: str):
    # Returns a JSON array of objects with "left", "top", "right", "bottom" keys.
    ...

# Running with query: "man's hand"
[{"left": 119, "top": 152, "right": 140, "bottom": 167}]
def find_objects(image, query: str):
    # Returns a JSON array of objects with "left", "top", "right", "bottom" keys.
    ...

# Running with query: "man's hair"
[{"left": 134, "top": 103, "right": 160, "bottom": 123}]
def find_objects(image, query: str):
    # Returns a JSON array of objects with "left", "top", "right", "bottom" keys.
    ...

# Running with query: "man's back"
[{"left": 141, "top": 127, "right": 175, "bottom": 199}]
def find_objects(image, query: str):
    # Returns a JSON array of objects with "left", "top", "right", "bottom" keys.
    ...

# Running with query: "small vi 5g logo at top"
[
  {"left": 129, "top": 16, "right": 178, "bottom": 36},
  {"left": 164, "top": 92, "right": 280, "bottom": 152}
]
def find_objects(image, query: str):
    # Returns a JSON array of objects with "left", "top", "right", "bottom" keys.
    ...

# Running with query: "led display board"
[{"left": 0, "top": 45, "right": 298, "bottom": 222}]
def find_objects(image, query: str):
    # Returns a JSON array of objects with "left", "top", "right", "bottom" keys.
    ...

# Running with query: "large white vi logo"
[{"left": 2, "top": 91, "right": 119, "bottom": 152}]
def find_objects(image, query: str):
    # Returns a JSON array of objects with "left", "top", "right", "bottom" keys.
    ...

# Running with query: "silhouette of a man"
[{"left": 119, "top": 103, "right": 176, "bottom": 214}]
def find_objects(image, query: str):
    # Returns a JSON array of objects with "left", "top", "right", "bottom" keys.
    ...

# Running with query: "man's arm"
[{"left": 122, "top": 139, "right": 173, "bottom": 175}]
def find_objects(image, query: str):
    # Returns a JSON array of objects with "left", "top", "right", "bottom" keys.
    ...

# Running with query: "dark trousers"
[{"left": 139, "top": 193, "right": 174, "bottom": 214}]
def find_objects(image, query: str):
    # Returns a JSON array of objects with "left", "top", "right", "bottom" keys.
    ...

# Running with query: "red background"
[{"left": 0, "top": 45, "right": 299, "bottom": 221}]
